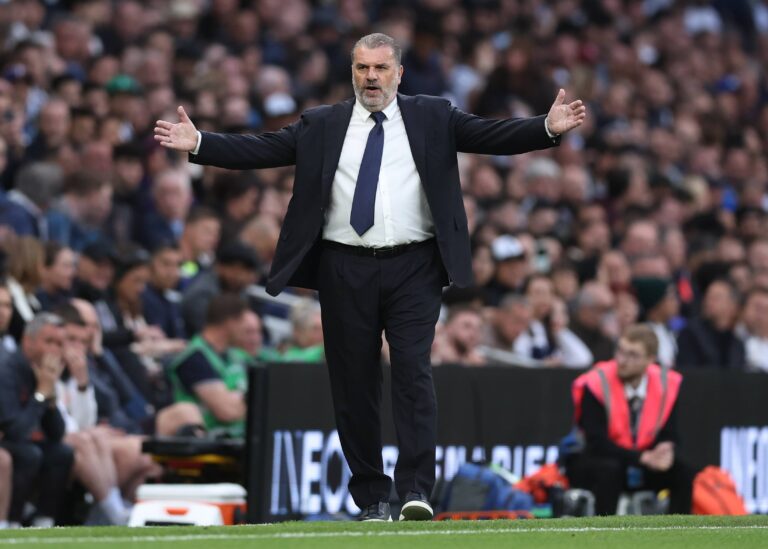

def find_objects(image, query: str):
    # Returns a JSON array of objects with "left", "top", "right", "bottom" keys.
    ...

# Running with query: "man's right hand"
[
  {"left": 154, "top": 106, "right": 198, "bottom": 152},
  {"left": 34, "top": 353, "right": 64, "bottom": 398}
]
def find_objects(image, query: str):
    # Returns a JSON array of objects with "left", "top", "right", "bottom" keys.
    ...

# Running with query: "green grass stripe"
[{"left": 0, "top": 516, "right": 766, "bottom": 549}]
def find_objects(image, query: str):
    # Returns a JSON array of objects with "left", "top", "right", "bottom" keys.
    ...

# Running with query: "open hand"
[
  {"left": 546, "top": 89, "right": 586, "bottom": 135},
  {"left": 154, "top": 106, "right": 198, "bottom": 152}
]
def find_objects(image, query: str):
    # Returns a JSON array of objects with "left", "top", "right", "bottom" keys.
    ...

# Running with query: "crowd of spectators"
[{"left": 0, "top": 0, "right": 767, "bottom": 527}]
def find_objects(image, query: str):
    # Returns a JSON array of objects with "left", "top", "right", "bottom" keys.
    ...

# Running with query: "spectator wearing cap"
[
  {"left": 677, "top": 279, "right": 746, "bottom": 370},
  {"left": 486, "top": 235, "right": 530, "bottom": 306},
  {"left": 181, "top": 240, "right": 260, "bottom": 334},
  {"left": 135, "top": 169, "right": 192, "bottom": 251},
  {"left": 632, "top": 277, "right": 679, "bottom": 369},
  {"left": 0, "top": 162, "right": 63, "bottom": 240},
  {"left": 36, "top": 241, "right": 76, "bottom": 311},
  {"left": 178, "top": 206, "right": 221, "bottom": 288},
  {"left": 569, "top": 281, "right": 617, "bottom": 362},
  {"left": 141, "top": 242, "right": 185, "bottom": 340},
  {"left": 104, "top": 75, "right": 143, "bottom": 140},
  {"left": 47, "top": 170, "right": 113, "bottom": 251}
]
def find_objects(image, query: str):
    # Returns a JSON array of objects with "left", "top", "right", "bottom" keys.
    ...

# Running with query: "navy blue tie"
[{"left": 350, "top": 111, "right": 386, "bottom": 236}]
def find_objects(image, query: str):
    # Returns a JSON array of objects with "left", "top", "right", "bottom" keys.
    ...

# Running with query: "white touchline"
[{"left": 0, "top": 525, "right": 767, "bottom": 545}]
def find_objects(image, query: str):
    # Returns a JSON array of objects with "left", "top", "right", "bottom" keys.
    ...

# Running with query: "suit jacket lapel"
[
  {"left": 321, "top": 98, "right": 354, "bottom": 206},
  {"left": 397, "top": 94, "right": 428, "bottom": 188}
]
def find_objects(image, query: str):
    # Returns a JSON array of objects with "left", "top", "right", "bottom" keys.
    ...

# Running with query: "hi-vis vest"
[
  {"left": 571, "top": 360, "right": 682, "bottom": 451},
  {"left": 168, "top": 335, "right": 251, "bottom": 437}
]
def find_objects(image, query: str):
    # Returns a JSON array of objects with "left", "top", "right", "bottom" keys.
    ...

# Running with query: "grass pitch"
[{"left": 0, "top": 515, "right": 766, "bottom": 548}]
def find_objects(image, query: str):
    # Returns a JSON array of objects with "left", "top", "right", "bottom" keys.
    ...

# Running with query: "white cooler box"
[{"left": 129, "top": 483, "right": 247, "bottom": 527}]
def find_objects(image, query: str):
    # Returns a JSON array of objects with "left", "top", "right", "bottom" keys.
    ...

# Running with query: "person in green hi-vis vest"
[{"left": 167, "top": 293, "right": 254, "bottom": 437}]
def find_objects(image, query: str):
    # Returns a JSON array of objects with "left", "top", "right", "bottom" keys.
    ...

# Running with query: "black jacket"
[
  {"left": 191, "top": 94, "right": 558, "bottom": 296},
  {"left": 0, "top": 352, "right": 66, "bottom": 442},
  {"left": 676, "top": 317, "right": 746, "bottom": 370}
]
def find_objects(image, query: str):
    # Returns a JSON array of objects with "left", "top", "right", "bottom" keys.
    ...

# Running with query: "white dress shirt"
[{"left": 323, "top": 99, "right": 434, "bottom": 247}]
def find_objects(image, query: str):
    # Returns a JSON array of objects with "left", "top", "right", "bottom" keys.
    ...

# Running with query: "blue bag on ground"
[{"left": 440, "top": 463, "right": 533, "bottom": 512}]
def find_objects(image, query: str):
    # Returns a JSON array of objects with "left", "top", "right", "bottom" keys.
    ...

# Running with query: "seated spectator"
[
  {"left": 232, "top": 309, "right": 263, "bottom": 357},
  {"left": 178, "top": 206, "right": 221, "bottom": 288},
  {"left": 632, "top": 277, "right": 679, "bottom": 369},
  {"left": 100, "top": 247, "right": 185, "bottom": 405},
  {"left": 136, "top": 169, "right": 192, "bottom": 251},
  {"left": 167, "top": 294, "right": 253, "bottom": 437},
  {"left": 0, "top": 313, "right": 74, "bottom": 527},
  {"left": 569, "top": 282, "right": 617, "bottom": 362},
  {"left": 141, "top": 242, "right": 186, "bottom": 340},
  {"left": 514, "top": 275, "right": 592, "bottom": 368},
  {"left": 432, "top": 305, "right": 486, "bottom": 366},
  {"left": 5, "top": 236, "right": 44, "bottom": 342},
  {"left": 676, "top": 279, "right": 746, "bottom": 369},
  {"left": 0, "top": 162, "right": 62, "bottom": 239},
  {"left": 181, "top": 240, "right": 260, "bottom": 334},
  {"left": 260, "top": 299, "right": 324, "bottom": 363},
  {"left": 72, "top": 239, "right": 116, "bottom": 304},
  {"left": 53, "top": 304, "right": 132, "bottom": 525},
  {"left": 238, "top": 215, "right": 280, "bottom": 276},
  {"left": 479, "top": 294, "right": 547, "bottom": 366},
  {"left": 36, "top": 241, "right": 76, "bottom": 311},
  {"left": 47, "top": 170, "right": 113, "bottom": 251},
  {"left": 565, "top": 324, "right": 694, "bottom": 515},
  {"left": 737, "top": 287, "right": 768, "bottom": 373},
  {"left": 69, "top": 298, "right": 200, "bottom": 453}
]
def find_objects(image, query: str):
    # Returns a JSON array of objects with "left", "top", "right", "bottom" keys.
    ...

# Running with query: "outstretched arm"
[
  {"left": 154, "top": 106, "right": 298, "bottom": 170},
  {"left": 453, "top": 89, "right": 586, "bottom": 155}
]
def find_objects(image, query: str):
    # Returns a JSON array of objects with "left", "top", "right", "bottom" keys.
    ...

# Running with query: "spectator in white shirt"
[{"left": 739, "top": 287, "right": 768, "bottom": 373}]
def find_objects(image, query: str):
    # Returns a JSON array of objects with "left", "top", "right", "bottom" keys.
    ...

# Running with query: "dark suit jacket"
[
  {"left": 191, "top": 94, "right": 558, "bottom": 296},
  {"left": 0, "top": 352, "right": 66, "bottom": 442},
  {"left": 676, "top": 317, "right": 746, "bottom": 369}
]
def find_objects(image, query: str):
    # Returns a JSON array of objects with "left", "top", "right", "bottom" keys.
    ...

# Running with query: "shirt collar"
[
  {"left": 624, "top": 374, "right": 648, "bottom": 401},
  {"left": 353, "top": 96, "right": 399, "bottom": 124}
]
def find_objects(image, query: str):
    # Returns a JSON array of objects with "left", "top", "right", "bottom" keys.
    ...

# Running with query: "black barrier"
[
  {"left": 244, "top": 364, "right": 270, "bottom": 523},
  {"left": 244, "top": 364, "right": 768, "bottom": 521}
]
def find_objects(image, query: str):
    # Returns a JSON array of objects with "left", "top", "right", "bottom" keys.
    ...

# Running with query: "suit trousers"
[
  {"left": 317, "top": 240, "right": 443, "bottom": 508},
  {"left": 0, "top": 439, "right": 74, "bottom": 522}
]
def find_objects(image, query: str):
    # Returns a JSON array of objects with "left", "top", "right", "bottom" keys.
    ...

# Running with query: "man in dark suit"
[{"left": 155, "top": 33, "right": 586, "bottom": 521}]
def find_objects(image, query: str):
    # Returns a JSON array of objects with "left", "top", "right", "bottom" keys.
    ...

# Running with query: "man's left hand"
[{"left": 546, "top": 89, "right": 586, "bottom": 136}]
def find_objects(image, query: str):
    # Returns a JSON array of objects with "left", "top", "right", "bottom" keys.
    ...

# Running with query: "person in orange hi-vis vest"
[{"left": 565, "top": 323, "right": 696, "bottom": 515}]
